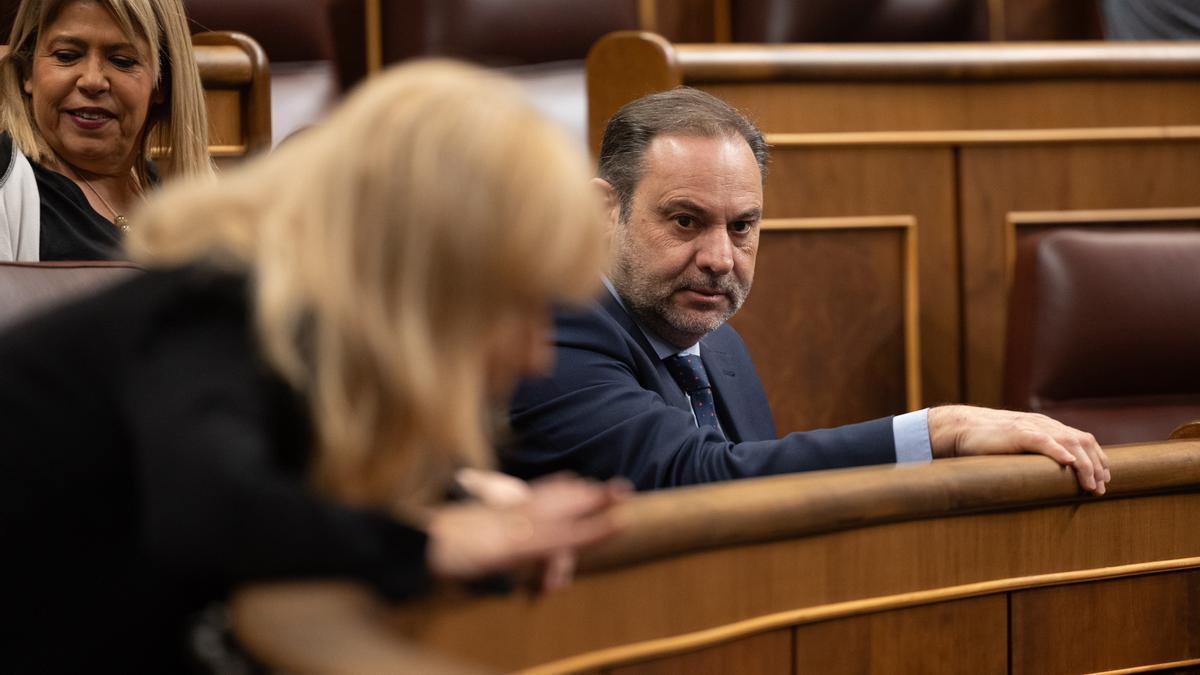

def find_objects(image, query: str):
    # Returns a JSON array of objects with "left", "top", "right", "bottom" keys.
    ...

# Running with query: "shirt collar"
[{"left": 603, "top": 276, "right": 701, "bottom": 360}]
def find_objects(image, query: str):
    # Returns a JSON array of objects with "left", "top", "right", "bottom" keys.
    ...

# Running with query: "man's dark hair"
[{"left": 596, "top": 87, "right": 769, "bottom": 222}]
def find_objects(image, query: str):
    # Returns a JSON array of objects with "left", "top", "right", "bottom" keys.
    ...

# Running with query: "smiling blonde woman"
[{"left": 0, "top": 0, "right": 211, "bottom": 260}]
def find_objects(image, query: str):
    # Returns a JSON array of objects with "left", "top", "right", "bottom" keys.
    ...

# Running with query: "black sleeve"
[{"left": 122, "top": 297, "right": 431, "bottom": 601}]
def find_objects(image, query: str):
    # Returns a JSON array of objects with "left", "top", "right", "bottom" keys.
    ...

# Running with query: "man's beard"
[{"left": 612, "top": 242, "right": 750, "bottom": 349}]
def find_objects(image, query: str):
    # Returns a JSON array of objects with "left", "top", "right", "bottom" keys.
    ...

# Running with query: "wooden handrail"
[
  {"left": 1171, "top": 420, "right": 1200, "bottom": 440},
  {"left": 588, "top": 32, "right": 1200, "bottom": 88},
  {"left": 674, "top": 39, "right": 1200, "bottom": 82},
  {"left": 580, "top": 441, "right": 1200, "bottom": 571},
  {"left": 232, "top": 440, "right": 1200, "bottom": 673}
]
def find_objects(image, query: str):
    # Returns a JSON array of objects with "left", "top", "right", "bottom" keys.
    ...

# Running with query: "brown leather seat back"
[
  {"left": 731, "top": 0, "right": 988, "bottom": 42},
  {"left": 1004, "top": 228, "right": 1200, "bottom": 444},
  {"left": 378, "top": 0, "right": 638, "bottom": 67},
  {"left": 185, "top": 0, "right": 332, "bottom": 62},
  {"left": 0, "top": 262, "right": 141, "bottom": 333}
]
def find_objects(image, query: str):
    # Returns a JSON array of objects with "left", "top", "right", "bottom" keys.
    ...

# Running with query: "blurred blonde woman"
[
  {"left": 0, "top": 0, "right": 212, "bottom": 260},
  {"left": 0, "top": 60, "right": 622, "bottom": 671}
]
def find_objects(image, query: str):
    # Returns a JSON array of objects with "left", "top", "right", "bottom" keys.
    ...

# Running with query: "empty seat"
[{"left": 1004, "top": 229, "right": 1200, "bottom": 444}]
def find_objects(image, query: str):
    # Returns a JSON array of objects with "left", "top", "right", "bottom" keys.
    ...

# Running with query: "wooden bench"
[{"left": 232, "top": 437, "right": 1200, "bottom": 673}]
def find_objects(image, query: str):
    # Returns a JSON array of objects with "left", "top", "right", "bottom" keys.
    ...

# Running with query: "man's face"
[{"left": 608, "top": 133, "right": 762, "bottom": 349}]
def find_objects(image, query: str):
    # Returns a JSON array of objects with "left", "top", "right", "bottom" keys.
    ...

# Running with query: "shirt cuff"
[{"left": 892, "top": 408, "right": 932, "bottom": 463}]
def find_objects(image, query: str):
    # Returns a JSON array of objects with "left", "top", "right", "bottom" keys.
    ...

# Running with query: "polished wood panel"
[
  {"left": 730, "top": 216, "right": 919, "bottom": 431},
  {"left": 793, "top": 596, "right": 1007, "bottom": 674},
  {"left": 233, "top": 442, "right": 1200, "bottom": 672},
  {"left": 702, "top": 80, "right": 1200, "bottom": 136},
  {"left": 204, "top": 90, "right": 244, "bottom": 150},
  {"left": 761, "top": 144, "right": 958, "bottom": 407},
  {"left": 365, "top": 0, "right": 382, "bottom": 75},
  {"left": 606, "top": 628, "right": 790, "bottom": 675},
  {"left": 959, "top": 141, "right": 1200, "bottom": 406},
  {"left": 1011, "top": 570, "right": 1200, "bottom": 675}
]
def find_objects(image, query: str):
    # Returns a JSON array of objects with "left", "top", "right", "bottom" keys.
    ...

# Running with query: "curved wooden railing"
[
  {"left": 585, "top": 33, "right": 1200, "bottom": 151},
  {"left": 233, "top": 440, "right": 1200, "bottom": 674},
  {"left": 1172, "top": 419, "right": 1200, "bottom": 440},
  {"left": 659, "top": 41, "right": 1200, "bottom": 82}
]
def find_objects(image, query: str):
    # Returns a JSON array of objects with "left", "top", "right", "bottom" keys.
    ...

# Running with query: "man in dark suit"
[{"left": 505, "top": 88, "right": 1110, "bottom": 494}]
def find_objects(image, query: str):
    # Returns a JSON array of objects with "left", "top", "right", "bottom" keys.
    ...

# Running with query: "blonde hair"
[
  {"left": 127, "top": 60, "right": 606, "bottom": 508},
  {"left": 0, "top": 0, "right": 213, "bottom": 185}
]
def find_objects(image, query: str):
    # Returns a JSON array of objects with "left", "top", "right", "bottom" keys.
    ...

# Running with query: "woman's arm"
[
  {"left": 123, "top": 288, "right": 623, "bottom": 597},
  {"left": 123, "top": 298, "right": 433, "bottom": 598}
]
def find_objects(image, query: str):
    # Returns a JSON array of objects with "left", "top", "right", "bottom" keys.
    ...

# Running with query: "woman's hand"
[
  {"left": 454, "top": 468, "right": 534, "bottom": 507},
  {"left": 427, "top": 472, "right": 629, "bottom": 592}
]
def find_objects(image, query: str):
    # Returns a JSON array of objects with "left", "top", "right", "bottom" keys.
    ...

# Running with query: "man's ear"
[{"left": 591, "top": 177, "right": 620, "bottom": 233}]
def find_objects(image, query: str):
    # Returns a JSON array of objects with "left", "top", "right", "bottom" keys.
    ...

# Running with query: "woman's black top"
[
  {"left": 31, "top": 157, "right": 124, "bottom": 260},
  {"left": 0, "top": 265, "right": 432, "bottom": 672},
  {"left": 0, "top": 132, "right": 146, "bottom": 260}
]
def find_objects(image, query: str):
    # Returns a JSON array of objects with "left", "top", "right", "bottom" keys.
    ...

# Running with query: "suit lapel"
[{"left": 599, "top": 292, "right": 693, "bottom": 413}]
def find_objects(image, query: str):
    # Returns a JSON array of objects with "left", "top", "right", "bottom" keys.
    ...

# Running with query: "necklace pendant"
[{"left": 115, "top": 214, "right": 129, "bottom": 233}]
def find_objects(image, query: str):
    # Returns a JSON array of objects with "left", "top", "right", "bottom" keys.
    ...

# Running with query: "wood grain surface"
[{"left": 233, "top": 442, "right": 1200, "bottom": 672}]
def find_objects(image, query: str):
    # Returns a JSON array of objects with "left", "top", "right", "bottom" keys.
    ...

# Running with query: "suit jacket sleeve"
[{"left": 505, "top": 302, "right": 898, "bottom": 490}]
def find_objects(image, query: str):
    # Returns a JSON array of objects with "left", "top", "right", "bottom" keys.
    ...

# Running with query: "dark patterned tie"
[{"left": 664, "top": 354, "right": 725, "bottom": 438}]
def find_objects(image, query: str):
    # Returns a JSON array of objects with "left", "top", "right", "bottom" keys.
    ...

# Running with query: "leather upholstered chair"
[
  {"left": 728, "top": 0, "right": 1104, "bottom": 42},
  {"left": 0, "top": 262, "right": 140, "bottom": 333},
  {"left": 373, "top": 0, "right": 638, "bottom": 67},
  {"left": 330, "top": 0, "right": 640, "bottom": 147},
  {"left": 1004, "top": 229, "right": 1200, "bottom": 444},
  {"left": 730, "top": 0, "right": 990, "bottom": 42}
]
